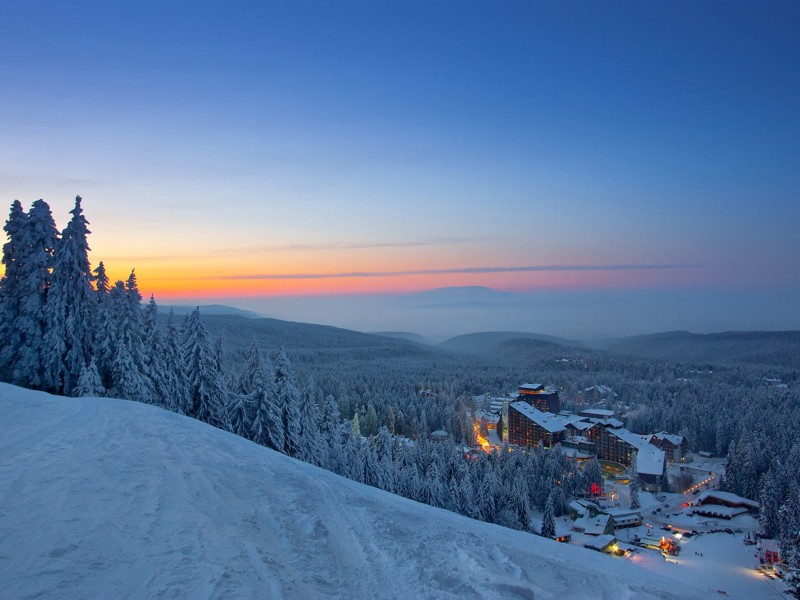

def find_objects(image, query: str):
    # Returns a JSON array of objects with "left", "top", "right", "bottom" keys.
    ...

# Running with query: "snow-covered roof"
[
  {"left": 585, "top": 385, "right": 617, "bottom": 396},
  {"left": 610, "top": 428, "right": 652, "bottom": 448},
  {"left": 475, "top": 410, "right": 499, "bottom": 423},
  {"left": 568, "top": 421, "right": 597, "bottom": 432},
  {"left": 695, "top": 490, "right": 760, "bottom": 510},
  {"left": 573, "top": 514, "right": 612, "bottom": 536},
  {"left": 653, "top": 431, "right": 684, "bottom": 447},
  {"left": 692, "top": 505, "right": 749, "bottom": 519},
  {"left": 568, "top": 500, "right": 590, "bottom": 516},
  {"left": 607, "top": 429, "right": 664, "bottom": 476},
  {"left": 583, "top": 534, "right": 616, "bottom": 551},
  {"left": 509, "top": 402, "right": 584, "bottom": 434},
  {"left": 558, "top": 446, "right": 593, "bottom": 459},
  {"left": 579, "top": 408, "right": 615, "bottom": 418},
  {"left": 605, "top": 508, "right": 642, "bottom": 519},
  {"left": 589, "top": 417, "right": 624, "bottom": 428}
]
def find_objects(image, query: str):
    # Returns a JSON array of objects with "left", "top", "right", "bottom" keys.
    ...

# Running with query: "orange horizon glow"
[{"left": 131, "top": 263, "right": 707, "bottom": 300}]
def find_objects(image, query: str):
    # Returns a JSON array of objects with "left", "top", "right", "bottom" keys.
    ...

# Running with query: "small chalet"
[
  {"left": 692, "top": 490, "right": 760, "bottom": 518},
  {"left": 605, "top": 508, "right": 643, "bottom": 529},
  {"left": 572, "top": 513, "right": 614, "bottom": 536},
  {"left": 583, "top": 534, "right": 617, "bottom": 553},
  {"left": 568, "top": 499, "right": 600, "bottom": 520}
]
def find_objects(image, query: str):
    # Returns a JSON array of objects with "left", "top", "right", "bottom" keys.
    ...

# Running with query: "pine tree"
[
  {"left": 251, "top": 376, "right": 285, "bottom": 452},
  {"left": 42, "top": 196, "right": 95, "bottom": 394},
  {"left": 0, "top": 200, "right": 27, "bottom": 381},
  {"left": 73, "top": 357, "right": 105, "bottom": 397},
  {"left": 477, "top": 468, "right": 498, "bottom": 522},
  {"left": 629, "top": 479, "right": 641, "bottom": 510},
  {"left": 110, "top": 342, "right": 149, "bottom": 401},
  {"left": 161, "top": 310, "right": 189, "bottom": 413},
  {"left": 182, "top": 308, "right": 229, "bottom": 429},
  {"left": 10, "top": 199, "right": 58, "bottom": 388},
  {"left": 297, "top": 376, "right": 323, "bottom": 464},
  {"left": 758, "top": 468, "right": 781, "bottom": 539},
  {"left": 361, "top": 439, "right": 381, "bottom": 487},
  {"left": 540, "top": 490, "right": 556, "bottom": 538},
  {"left": 105, "top": 274, "right": 152, "bottom": 403},
  {"left": 228, "top": 341, "right": 259, "bottom": 439},
  {"left": 778, "top": 488, "right": 800, "bottom": 570},
  {"left": 423, "top": 461, "right": 445, "bottom": 508},
  {"left": 142, "top": 295, "right": 170, "bottom": 406},
  {"left": 274, "top": 349, "right": 302, "bottom": 457},
  {"left": 320, "top": 394, "right": 343, "bottom": 471},
  {"left": 92, "top": 262, "right": 116, "bottom": 387}
]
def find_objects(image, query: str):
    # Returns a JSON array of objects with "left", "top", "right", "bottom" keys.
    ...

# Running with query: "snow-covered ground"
[
  {"left": 627, "top": 532, "right": 786, "bottom": 599},
  {"left": 590, "top": 479, "right": 785, "bottom": 598},
  {"left": 0, "top": 384, "right": 700, "bottom": 600}
]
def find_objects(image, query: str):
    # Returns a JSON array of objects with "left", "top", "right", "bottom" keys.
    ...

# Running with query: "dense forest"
[{"left": 1, "top": 198, "right": 798, "bottom": 580}]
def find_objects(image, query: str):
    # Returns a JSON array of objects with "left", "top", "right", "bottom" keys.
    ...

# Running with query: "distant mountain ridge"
[
  {"left": 438, "top": 331, "right": 582, "bottom": 355},
  {"left": 599, "top": 330, "right": 800, "bottom": 367},
  {"left": 162, "top": 304, "right": 265, "bottom": 319},
  {"left": 370, "top": 331, "right": 433, "bottom": 345}
]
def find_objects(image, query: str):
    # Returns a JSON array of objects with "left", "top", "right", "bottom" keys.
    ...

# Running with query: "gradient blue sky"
[{"left": 1, "top": 1, "right": 798, "bottom": 332}]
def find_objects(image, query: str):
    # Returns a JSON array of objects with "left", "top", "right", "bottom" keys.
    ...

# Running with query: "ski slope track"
[{"left": 0, "top": 384, "right": 699, "bottom": 599}]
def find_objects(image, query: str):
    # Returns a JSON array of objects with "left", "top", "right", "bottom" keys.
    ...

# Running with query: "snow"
[
  {"left": 0, "top": 384, "right": 700, "bottom": 600},
  {"left": 608, "top": 428, "right": 665, "bottom": 476},
  {"left": 508, "top": 402, "right": 584, "bottom": 433},
  {"left": 627, "top": 532, "right": 786, "bottom": 599},
  {"left": 695, "top": 490, "right": 760, "bottom": 510}
]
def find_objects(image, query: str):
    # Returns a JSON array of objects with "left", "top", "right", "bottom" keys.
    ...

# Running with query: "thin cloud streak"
[
  {"left": 209, "top": 263, "right": 701, "bottom": 281},
  {"left": 231, "top": 236, "right": 489, "bottom": 254}
]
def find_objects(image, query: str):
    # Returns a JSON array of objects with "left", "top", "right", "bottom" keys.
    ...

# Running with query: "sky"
[{"left": 1, "top": 1, "right": 799, "bottom": 336}]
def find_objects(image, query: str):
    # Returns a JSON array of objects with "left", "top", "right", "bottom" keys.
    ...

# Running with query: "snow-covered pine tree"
[
  {"left": 511, "top": 472, "right": 532, "bottom": 531},
  {"left": 361, "top": 438, "right": 381, "bottom": 488},
  {"left": 110, "top": 342, "right": 149, "bottom": 401},
  {"left": 227, "top": 344, "right": 257, "bottom": 439},
  {"left": 297, "top": 376, "right": 323, "bottom": 465},
  {"left": 778, "top": 487, "right": 800, "bottom": 572},
  {"left": 9, "top": 200, "right": 58, "bottom": 388},
  {"left": 42, "top": 196, "right": 95, "bottom": 394},
  {"left": 320, "top": 394, "right": 343, "bottom": 471},
  {"left": 142, "top": 295, "right": 170, "bottom": 406},
  {"left": 182, "top": 307, "right": 229, "bottom": 429},
  {"left": 629, "top": 479, "right": 641, "bottom": 510},
  {"left": 0, "top": 200, "right": 27, "bottom": 381},
  {"left": 540, "top": 490, "right": 556, "bottom": 538},
  {"left": 91, "top": 261, "right": 116, "bottom": 386},
  {"left": 161, "top": 310, "right": 189, "bottom": 413},
  {"left": 122, "top": 271, "right": 153, "bottom": 401},
  {"left": 73, "top": 357, "right": 105, "bottom": 398},
  {"left": 477, "top": 468, "right": 498, "bottom": 522},
  {"left": 106, "top": 275, "right": 152, "bottom": 403},
  {"left": 758, "top": 468, "right": 781, "bottom": 539},
  {"left": 423, "top": 461, "right": 445, "bottom": 508},
  {"left": 274, "top": 349, "right": 302, "bottom": 457},
  {"left": 247, "top": 348, "right": 284, "bottom": 452},
  {"left": 341, "top": 422, "right": 364, "bottom": 482}
]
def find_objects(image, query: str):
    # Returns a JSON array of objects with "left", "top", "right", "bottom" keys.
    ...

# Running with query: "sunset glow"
[{"left": 1, "top": 2, "right": 798, "bottom": 335}]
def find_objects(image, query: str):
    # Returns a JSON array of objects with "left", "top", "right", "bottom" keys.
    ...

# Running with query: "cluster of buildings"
[{"left": 475, "top": 383, "right": 688, "bottom": 490}]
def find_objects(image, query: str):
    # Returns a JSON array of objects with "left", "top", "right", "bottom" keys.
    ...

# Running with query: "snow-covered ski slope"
[{"left": 0, "top": 384, "right": 699, "bottom": 599}]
